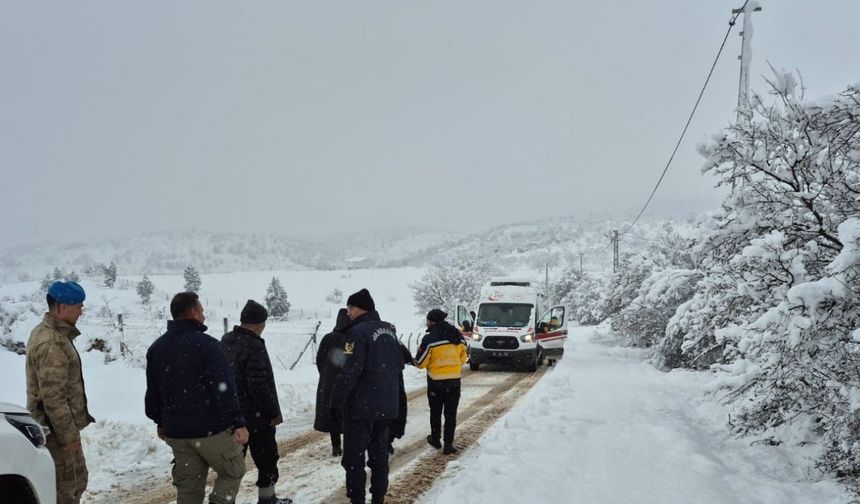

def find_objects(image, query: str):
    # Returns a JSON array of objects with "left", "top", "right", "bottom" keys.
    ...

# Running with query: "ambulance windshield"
[{"left": 476, "top": 303, "right": 532, "bottom": 328}]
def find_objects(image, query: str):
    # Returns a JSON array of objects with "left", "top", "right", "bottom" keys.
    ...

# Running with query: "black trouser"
[
  {"left": 428, "top": 378, "right": 461, "bottom": 444},
  {"left": 243, "top": 420, "right": 279, "bottom": 488},
  {"left": 331, "top": 431, "right": 341, "bottom": 449},
  {"left": 341, "top": 418, "right": 390, "bottom": 503}
]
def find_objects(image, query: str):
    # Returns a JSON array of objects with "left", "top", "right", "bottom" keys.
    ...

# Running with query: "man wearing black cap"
[
  {"left": 415, "top": 309, "right": 468, "bottom": 454},
  {"left": 329, "top": 289, "right": 404, "bottom": 504},
  {"left": 221, "top": 300, "right": 291, "bottom": 504}
]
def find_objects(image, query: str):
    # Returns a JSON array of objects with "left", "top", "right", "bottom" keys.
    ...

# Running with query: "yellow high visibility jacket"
[{"left": 414, "top": 321, "right": 468, "bottom": 380}]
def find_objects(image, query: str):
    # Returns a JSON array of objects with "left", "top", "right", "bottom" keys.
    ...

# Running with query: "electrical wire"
[{"left": 619, "top": 0, "right": 751, "bottom": 237}]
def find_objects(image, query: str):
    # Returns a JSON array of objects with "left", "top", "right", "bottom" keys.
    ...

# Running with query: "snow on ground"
[
  {"left": 421, "top": 326, "right": 850, "bottom": 504},
  {"left": 0, "top": 266, "right": 430, "bottom": 497}
]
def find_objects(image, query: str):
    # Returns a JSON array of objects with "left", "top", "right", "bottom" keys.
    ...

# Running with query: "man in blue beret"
[{"left": 26, "top": 280, "right": 94, "bottom": 504}]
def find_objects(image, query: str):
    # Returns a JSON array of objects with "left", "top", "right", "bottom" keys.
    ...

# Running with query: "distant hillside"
[{"left": 0, "top": 215, "right": 703, "bottom": 284}]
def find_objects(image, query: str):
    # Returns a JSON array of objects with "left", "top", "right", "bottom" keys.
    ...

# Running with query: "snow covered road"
[{"left": 420, "top": 326, "right": 850, "bottom": 504}]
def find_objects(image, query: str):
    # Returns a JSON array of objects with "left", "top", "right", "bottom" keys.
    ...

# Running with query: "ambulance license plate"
[{"left": 492, "top": 351, "right": 510, "bottom": 358}]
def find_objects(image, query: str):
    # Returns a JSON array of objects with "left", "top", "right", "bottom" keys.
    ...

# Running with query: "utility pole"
[
  {"left": 733, "top": 2, "right": 762, "bottom": 123},
  {"left": 545, "top": 264, "right": 549, "bottom": 290},
  {"left": 731, "top": 2, "right": 762, "bottom": 194},
  {"left": 611, "top": 230, "right": 619, "bottom": 273}
]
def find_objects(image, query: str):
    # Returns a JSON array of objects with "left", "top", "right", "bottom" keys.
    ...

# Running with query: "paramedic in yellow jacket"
[
  {"left": 414, "top": 309, "right": 468, "bottom": 455},
  {"left": 27, "top": 281, "right": 94, "bottom": 504}
]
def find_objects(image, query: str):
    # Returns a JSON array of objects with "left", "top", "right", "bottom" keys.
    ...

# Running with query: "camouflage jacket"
[{"left": 26, "top": 313, "right": 94, "bottom": 444}]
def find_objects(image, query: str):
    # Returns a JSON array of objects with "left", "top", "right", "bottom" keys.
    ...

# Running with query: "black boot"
[
  {"left": 332, "top": 445, "right": 343, "bottom": 457},
  {"left": 257, "top": 497, "right": 293, "bottom": 504},
  {"left": 371, "top": 494, "right": 385, "bottom": 504},
  {"left": 387, "top": 443, "right": 395, "bottom": 455},
  {"left": 426, "top": 434, "right": 442, "bottom": 449},
  {"left": 443, "top": 443, "right": 459, "bottom": 455}
]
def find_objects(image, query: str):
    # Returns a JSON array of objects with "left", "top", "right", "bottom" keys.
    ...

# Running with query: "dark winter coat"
[
  {"left": 220, "top": 326, "right": 282, "bottom": 426},
  {"left": 329, "top": 311, "right": 404, "bottom": 421},
  {"left": 145, "top": 319, "right": 246, "bottom": 439},
  {"left": 314, "top": 309, "right": 350, "bottom": 433},
  {"left": 389, "top": 341, "right": 413, "bottom": 440}
]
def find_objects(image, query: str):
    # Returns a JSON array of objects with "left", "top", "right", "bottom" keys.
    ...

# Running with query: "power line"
[{"left": 620, "top": 0, "right": 751, "bottom": 237}]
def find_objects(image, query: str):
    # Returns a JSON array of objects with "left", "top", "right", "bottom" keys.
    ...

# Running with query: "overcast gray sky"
[{"left": 1, "top": 0, "right": 858, "bottom": 246}]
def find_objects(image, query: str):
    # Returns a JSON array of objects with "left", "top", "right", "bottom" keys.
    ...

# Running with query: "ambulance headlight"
[
  {"left": 520, "top": 334, "right": 534, "bottom": 343},
  {"left": 470, "top": 332, "right": 483, "bottom": 342}
]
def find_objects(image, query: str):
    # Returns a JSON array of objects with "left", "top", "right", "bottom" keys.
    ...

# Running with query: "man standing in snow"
[
  {"left": 329, "top": 289, "right": 404, "bottom": 504},
  {"left": 26, "top": 281, "right": 94, "bottom": 504},
  {"left": 145, "top": 292, "right": 249, "bottom": 504},
  {"left": 221, "top": 300, "right": 292, "bottom": 504},
  {"left": 415, "top": 309, "right": 468, "bottom": 454}
]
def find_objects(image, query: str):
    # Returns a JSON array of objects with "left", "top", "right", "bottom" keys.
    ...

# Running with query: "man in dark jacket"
[
  {"left": 329, "top": 289, "right": 403, "bottom": 504},
  {"left": 145, "top": 292, "right": 249, "bottom": 504},
  {"left": 221, "top": 300, "right": 291, "bottom": 504},
  {"left": 314, "top": 308, "right": 350, "bottom": 456}
]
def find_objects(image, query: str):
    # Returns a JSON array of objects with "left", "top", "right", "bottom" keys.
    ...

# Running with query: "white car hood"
[{"left": 0, "top": 402, "right": 30, "bottom": 415}]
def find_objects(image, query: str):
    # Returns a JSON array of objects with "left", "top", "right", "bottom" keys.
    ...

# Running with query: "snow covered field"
[{"left": 421, "top": 326, "right": 850, "bottom": 504}]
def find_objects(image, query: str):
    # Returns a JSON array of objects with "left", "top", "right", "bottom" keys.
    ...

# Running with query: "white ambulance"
[{"left": 456, "top": 278, "right": 568, "bottom": 371}]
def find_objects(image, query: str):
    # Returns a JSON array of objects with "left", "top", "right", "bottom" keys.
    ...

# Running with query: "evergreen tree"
[
  {"left": 137, "top": 275, "right": 155, "bottom": 304},
  {"left": 183, "top": 265, "right": 201, "bottom": 293},
  {"left": 103, "top": 261, "right": 117, "bottom": 288},
  {"left": 265, "top": 277, "right": 291, "bottom": 319}
]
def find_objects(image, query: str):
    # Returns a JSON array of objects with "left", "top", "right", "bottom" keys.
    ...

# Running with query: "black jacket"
[
  {"left": 314, "top": 309, "right": 350, "bottom": 432},
  {"left": 329, "top": 311, "right": 403, "bottom": 421},
  {"left": 389, "top": 341, "right": 413, "bottom": 440},
  {"left": 221, "top": 326, "right": 282, "bottom": 425},
  {"left": 145, "top": 319, "right": 246, "bottom": 439}
]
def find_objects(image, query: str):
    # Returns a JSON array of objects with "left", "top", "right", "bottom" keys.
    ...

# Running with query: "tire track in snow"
[{"left": 319, "top": 368, "right": 546, "bottom": 504}]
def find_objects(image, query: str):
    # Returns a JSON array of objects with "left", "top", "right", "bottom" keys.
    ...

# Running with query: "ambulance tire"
[
  {"left": 527, "top": 349, "right": 540, "bottom": 372},
  {"left": 469, "top": 361, "right": 480, "bottom": 371}
]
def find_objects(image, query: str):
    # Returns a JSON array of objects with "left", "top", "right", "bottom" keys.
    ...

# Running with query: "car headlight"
[
  {"left": 470, "top": 332, "right": 483, "bottom": 342},
  {"left": 520, "top": 333, "right": 534, "bottom": 343},
  {"left": 4, "top": 413, "right": 48, "bottom": 448}
]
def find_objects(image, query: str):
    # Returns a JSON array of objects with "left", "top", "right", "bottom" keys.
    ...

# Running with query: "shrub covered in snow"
[{"left": 410, "top": 256, "right": 501, "bottom": 315}]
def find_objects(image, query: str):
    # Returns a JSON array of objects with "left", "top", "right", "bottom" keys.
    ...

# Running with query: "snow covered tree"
[
  {"left": 136, "top": 275, "right": 155, "bottom": 304},
  {"left": 183, "top": 265, "right": 201, "bottom": 293},
  {"left": 410, "top": 256, "right": 501, "bottom": 315},
  {"left": 103, "top": 261, "right": 117, "bottom": 288},
  {"left": 265, "top": 277, "right": 290, "bottom": 319},
  {"left": 658, "top": 77, "right": 860, "bottom": 371}
]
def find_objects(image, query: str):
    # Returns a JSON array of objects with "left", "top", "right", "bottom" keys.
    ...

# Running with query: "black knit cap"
[
  {"left": 240, "top": 299, "right": 268, "bottom": 324},
  {"left": 346, "top": 288, "right": 375, "bottom": 312},
  {"left": 426, "top": 308, "right": 448, "bottom": 323}
]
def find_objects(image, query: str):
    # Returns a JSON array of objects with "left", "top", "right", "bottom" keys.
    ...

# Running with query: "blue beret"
[{"left": 48, "top": 281, "right": 86, "bottom": 305}]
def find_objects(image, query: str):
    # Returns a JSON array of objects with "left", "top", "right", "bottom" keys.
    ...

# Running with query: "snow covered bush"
[
  {"left": 550, "top": 267, "right": 609, "bottom": 325},
  {"left": 410, "top": 256, "right": 501, "bottom": 315},
  {"left": 719, "top": 219, "right": 860, "bottom": 479},
  {"left": 612, "top": 268, "right": 702, "bottom": 348}
]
